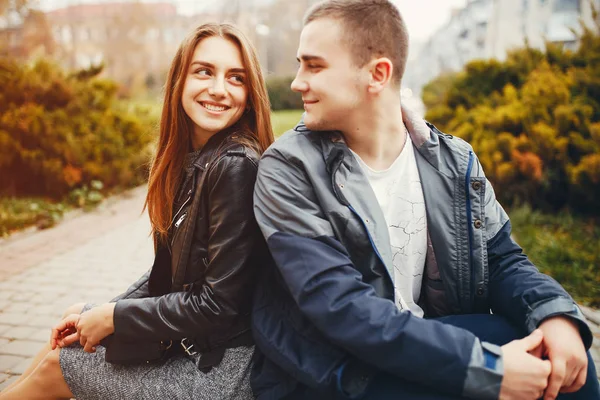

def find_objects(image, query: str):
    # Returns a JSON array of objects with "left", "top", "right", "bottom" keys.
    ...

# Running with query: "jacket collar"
[
  {"left": 294, "top": 104, "right": 435, "bottom": 174},
  {"left": 191, "top": 123, "right": 243, "bottom": 170}
]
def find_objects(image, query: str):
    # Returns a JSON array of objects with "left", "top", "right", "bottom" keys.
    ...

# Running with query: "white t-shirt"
[{"left": 350, "top": 134, "right": 426, "bottom": 317}]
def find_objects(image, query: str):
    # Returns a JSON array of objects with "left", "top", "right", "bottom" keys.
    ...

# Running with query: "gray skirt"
[{"left": 58, "top": 306, "right": 254, "bottom": 400}]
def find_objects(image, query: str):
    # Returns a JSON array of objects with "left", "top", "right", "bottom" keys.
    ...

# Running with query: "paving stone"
[
  {"left": 0, "top": 355, "right": 26, "bottom": 372},
  {"left": 21, "top": 315, "right": 58, "bottom": 329},
  {"left": 0, "top": 313, "right": 29, "bottom": 326},
  {"left": 25, "top": 304, "right": 63, "bottom": 319},
  {"left": 2, "top": 303, "right": 32, "bottom": 314},
  {"left": 8, "top": 293, "right": 31, "bottom": 303},
  {"left": 0, "top": 375, "right": 19, "bottom": 391},
  {"left": 0, "top": 324, "right": 11, "bottom": 336},
  {"left": 9, "top": 357, "right": 34, "bottom": 375},
  {"left": 0, "top": 291, "right": 12, "bottom": 301},
  {"left": 0, "top": 340, "right": 44, "bottom": 357},
  {"left": 29, "top": 328, "right": 51, "bottom": 343},
  {"left": 1, "top": 327, "right": 38, "bottom": 340}
]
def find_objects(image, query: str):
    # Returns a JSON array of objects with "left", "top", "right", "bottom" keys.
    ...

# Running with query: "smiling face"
[
  {"left": 181, "top": 36, "right": 248, "bottom": 148},
  {"left": 291, "top": 18, "right": 368, "bottom": 132}
]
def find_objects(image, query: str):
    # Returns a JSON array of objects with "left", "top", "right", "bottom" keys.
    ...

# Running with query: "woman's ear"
[{"left": 367, "top": 57, "right": 393, "bottom": 94}]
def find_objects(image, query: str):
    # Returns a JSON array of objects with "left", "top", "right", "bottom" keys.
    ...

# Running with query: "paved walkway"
[
  {"left": 0, "top": 186, "right": 152, "bottom": 390},
  {"left": 0, "top": 186, "right": 598, "bottom": 392}
]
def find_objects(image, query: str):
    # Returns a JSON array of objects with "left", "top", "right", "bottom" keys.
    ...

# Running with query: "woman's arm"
[{"left": 109, "top": 152, "right": 261, "bottom": 341}]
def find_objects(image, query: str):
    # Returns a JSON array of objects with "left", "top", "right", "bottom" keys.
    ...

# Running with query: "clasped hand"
[
  {"left": 50, "top": 303, "right": 116, "bottom": 353},
  {"left": 499, "top": 316, "right": 588, "bottom": 400}
]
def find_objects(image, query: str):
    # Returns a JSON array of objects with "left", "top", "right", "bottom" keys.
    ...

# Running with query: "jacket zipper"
[
  {"left": 347, "top": 205, "right": 389, "bottom": 281},
  {"left": 465, "top": 151, "right": 475, "bottom": 305},
  {"left": 330, "top": 151, "right": 391, "bottom": 284},
  {"left": 174, "top": 213, "right": 187, "bottom": 228},
  {"left": 170, "top": 189, "right": 192, "bottom": 228}
]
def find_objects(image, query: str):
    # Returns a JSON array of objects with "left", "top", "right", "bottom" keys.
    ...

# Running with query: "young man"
[{"left": 251, "top": 1, "right": 599, "bottom": 399}]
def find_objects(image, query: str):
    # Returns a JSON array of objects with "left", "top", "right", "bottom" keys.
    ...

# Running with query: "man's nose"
[{"left": 290, "top": 75, "right": 308, "bottom": 93}]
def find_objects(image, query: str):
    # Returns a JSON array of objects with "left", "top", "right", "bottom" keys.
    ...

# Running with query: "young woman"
[{"left": 0, "top": 23, "right": 273, "bottom": 400}]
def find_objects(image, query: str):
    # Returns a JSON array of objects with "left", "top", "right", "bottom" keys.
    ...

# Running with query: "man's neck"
[{"left": 342, "top": 96, "right": 407, "bottom": 171}]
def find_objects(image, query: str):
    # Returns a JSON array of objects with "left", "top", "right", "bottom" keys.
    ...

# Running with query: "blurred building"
[
  {"left": 0, "top": 11, "right": 24, "bottom": 57},
  {"left": 403, "top": 0, "right": 493, "bottom": 105},
  {"left": 404, "top": 0, "right": 600, "bottom": 105},
  {"left": 486, "top": 0, "right": 599, "bottom": 58},
  {"left": 44, "top": 2, "right": 207, "bottom": 89}
]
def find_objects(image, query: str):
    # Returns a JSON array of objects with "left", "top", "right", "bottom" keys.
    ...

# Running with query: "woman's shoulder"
[{"left": 220, "top": 129, "right": 261, "bottom": 163}]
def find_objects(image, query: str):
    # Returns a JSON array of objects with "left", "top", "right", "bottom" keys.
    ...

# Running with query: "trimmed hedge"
[{"left": 0, "top": 59, "right": 156, "bottom": 199}]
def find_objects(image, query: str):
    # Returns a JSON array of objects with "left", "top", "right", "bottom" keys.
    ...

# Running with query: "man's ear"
[{"left": 367, "top": 57, "right": 393, "bottom": 93}]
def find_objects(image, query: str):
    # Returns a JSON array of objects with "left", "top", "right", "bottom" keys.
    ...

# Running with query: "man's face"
[{"left": 291, "top": 18, "right": 367, "bottom": 132}]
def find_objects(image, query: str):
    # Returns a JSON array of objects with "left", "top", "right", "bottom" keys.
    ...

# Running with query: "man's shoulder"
[
  {"left": 263, "top": 127, "right": 322, "bottom": 162},
  {"left": 426, "top": 121, "right": 474, "bottom": 155}
]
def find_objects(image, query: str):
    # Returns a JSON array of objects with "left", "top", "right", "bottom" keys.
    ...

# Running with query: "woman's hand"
[
  {"left": 51, "top": 303, "right": 116, "bottom": 353},
  {"left": 50, "top": 302, "right": 87, "bottom": 349}
]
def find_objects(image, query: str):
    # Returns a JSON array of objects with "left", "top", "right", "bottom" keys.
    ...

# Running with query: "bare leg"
[
  {"left": 0, "top": 348, "right": 73, "bottom": 400},
  {"left": 1, "top": 341, "right": 53, "bottom": 393},
  {"left": 2, "top": 302, "right": 85, "bottom": 394}
]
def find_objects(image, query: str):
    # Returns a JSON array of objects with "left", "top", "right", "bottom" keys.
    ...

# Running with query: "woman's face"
[{"left": 181, "top": 36, "right": 249, "bottom": 147}]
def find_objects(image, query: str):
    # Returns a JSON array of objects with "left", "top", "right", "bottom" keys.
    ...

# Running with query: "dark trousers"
[
  {"left": 289, "top": 314, "right": 600, "bottom": 399},
  {"left": 366, "top": 314, "right": 600, "bottom": 400}
]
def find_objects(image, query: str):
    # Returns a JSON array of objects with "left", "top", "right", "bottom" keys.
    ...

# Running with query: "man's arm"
[
  {"left": 481, "top": 159, "right": 592, "bottom": 398},
  {"left": 254, "top": 148, "right": 504, "bottom": 399},
  {"left": 480, "top": 162, "right": 592, "bottom": 347}
]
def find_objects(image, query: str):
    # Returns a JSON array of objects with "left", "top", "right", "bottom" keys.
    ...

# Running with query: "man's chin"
[{"left": 303, "top": 116, "right": 330, "bottom": 132}]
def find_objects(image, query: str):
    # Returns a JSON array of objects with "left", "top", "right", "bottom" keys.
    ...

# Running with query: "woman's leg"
[
  {"left": 0, "top": 348, "right": 73, "bottom": 400},
  {"left": 1, "top": 302, "right": 87, "bottom": 393},
  {"left": 1, "top": 342, "right": 53, "bottom": 393}
]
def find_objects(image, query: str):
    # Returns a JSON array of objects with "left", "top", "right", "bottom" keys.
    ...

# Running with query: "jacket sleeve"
[
  {"left": 481, "top": 161, "right": 593, "bottom": 349},
  {"left": 109, "top": 270, "right": 151, "bottom": 302},
  {"left": 111, "top": 154, "right": 260, "bottom": 341},
  {"left": 254, "top": 149, "right": 504, "bottom": 400}
]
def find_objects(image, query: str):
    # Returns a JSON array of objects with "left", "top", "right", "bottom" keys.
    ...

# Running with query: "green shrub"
[
  {"left": 0, "top": 197, "right": 70, "bottom": 235},
  {"left": 0, "top": 59, "right": 157, "bottom": 199},
  {"left": 266, "top": 76, "right": 303, "bottom": 111},
  {"left": 423, "top": 13, "right": 600, "bottom": 215}
]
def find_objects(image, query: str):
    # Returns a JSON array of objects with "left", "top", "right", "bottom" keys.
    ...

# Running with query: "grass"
[
  {"left": 0, "top": 197, "right": 71, "bottom": 236},
  {"left": 122, "top": 96, "right": 302, "bottom": 139},
  {"left": 509, "top": 206, "right": 600, "bottom": 307},
  {"left": 271, "top": 109, "right": 304, "bottom": 138}
]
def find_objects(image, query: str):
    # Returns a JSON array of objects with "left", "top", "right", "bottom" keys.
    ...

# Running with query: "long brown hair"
[{"left": 146, "top": 23, "right": 274, "bottom": 247}]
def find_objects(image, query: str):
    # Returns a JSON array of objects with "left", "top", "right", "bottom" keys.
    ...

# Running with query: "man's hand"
[
  {"left": 500, "top": 329, "right": 552, "bottom": 400},
  {"left": 538, "top": 316, "right": 588, "bottom": 400}
]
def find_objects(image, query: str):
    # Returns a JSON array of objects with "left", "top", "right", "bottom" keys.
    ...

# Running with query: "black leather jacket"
[{"left": 106, "top": 127, "right": 265, "bottom": 360}]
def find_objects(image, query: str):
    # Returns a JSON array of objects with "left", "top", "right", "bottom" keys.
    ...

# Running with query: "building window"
[{"left": 553, "top": 0, "right": 580, "bottom": 12}]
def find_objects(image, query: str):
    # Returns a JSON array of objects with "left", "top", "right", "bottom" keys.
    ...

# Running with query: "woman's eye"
[
  {"left": 195, "top": 68, "right": 210, "bottom": 76},
  {"left": 230, "top": 75, "right": 245, "bottom": 83}
]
